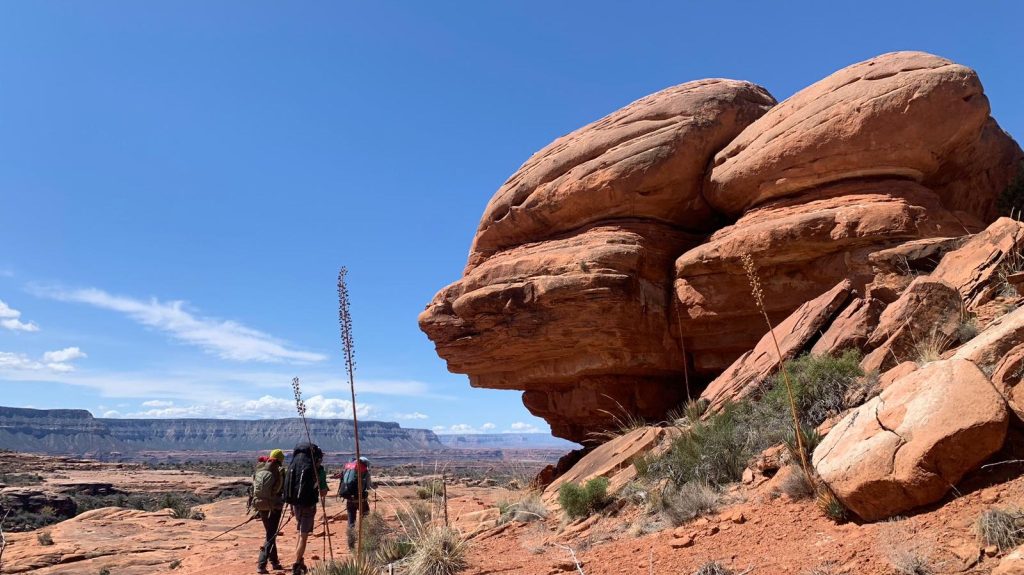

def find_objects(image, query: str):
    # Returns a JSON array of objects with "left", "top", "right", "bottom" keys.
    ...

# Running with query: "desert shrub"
[
  {"left": 693, "top": 561, "right": 733, "bottom": 575},
  {"left": 355, "top": 512, "right": 391, "bottom": 557},
  {"left": 775, "top": 465, "right": 815, "bottom": 500},
  {"left": 99, "top": 569, "right": 112, "bottom": 575},
  {"left": 759, "top": 350, "right": 864, "bottom": 430},
  {"left": 158, "top": 494, "right": 196, "bottom": 520},
  {"left": 558, "top": 477, "right": 609, "bottom": 519},
  {"left": 650, "top": 405, "right": 749, "bottom": 487},
  {"left": 957, "top": 315, "right": 979, "bottom": 343},
  {"left": 169, "top": 559, "right": 181, "bottom": 569},
  {"left": 657, "top": 482, "right": 719, "bottom": 526},
  {"left": 974, "top": 507, "right": 1024, "bottom": 552},
  {"left": 307, "top": 559, "right": 377, "bottom": 575},
  {"left": 783, "top": 424, "right": 822, "bottom": 465},
  {"left": 802, "top": 562, "right": 841, "bottom": 575},
  {"left": 376, "top": 539, "right": 415, "bottom": 565},
  {"left": 816, "top": 487, "right": 848, "bottom": 523},
  {"left": 666, "top": 398, "right": 710, "bottom": 425},
  {"left": 416, "top": 478, "right": 445, "bottom": 500},
  {"left": 632, "top": 453, "right": 652, "bottom": 478},
  {"left": 407, "top": 526, "right": 467, "bottom": 575},
  {"left": 37, "top": 531, "right": 54, "bottom": 545},
  {"left": 996, "top": 160, "right": 1024, "bottom": 217},
  {"left": 499, "top": 493, "right": 547, "bottom": 524}
]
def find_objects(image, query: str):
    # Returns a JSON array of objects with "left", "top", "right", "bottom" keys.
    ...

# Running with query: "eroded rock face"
[
  {"left": 675, "top": 180, "right": 969, "bottom": 373},
  {"left": 813, "top": 358, "right": 1008, "bottom": 521},
  {"left": 705, "top": 51, "right": 1018, "bottom": 218},
  {"left": 421, "top": 51, "right": 1021, "bottom": 442},
  {"left": 932, "top": 217, "right": 1024, "bottom": 310},
  {"left": 421, "top": 80, "right": 775, "bottom": 443},
  {"left": 466, "top": 79, "right": 776, "bottom": 267}
]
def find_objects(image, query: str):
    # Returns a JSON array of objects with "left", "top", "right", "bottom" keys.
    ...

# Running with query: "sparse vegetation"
[
  {"left": 407, "top": 526, "right": 467, "bottom": 575},
  {"left": 693, "top": 561, "right": 733, "bottom": 575},
  {"left": 878, "top": 519, "right": 934, "bottom": 575},
  {"left": 974, "top": 507, "right": 1024, "bottom": 552},
  {"left": 169, "top": 559, "right": 181, "bottom": 569},
  {"left": 913, "top": 328, "right": 954, "bottom": 365},
  {"left": 416, "top": 478, "right": 446, "bottom": 500},
  {"left": 498, "top": 493, "right": 547, "bottom": 524},
  {"left": 957, "top": 314, "right": 979, "bottom": 343},
  {"left": 307, "top": 559, "right": 378, "bottom": 575},
  {"left": 775, "top": 465, "right": 815, "bottom": 500},
  {"left": 649, "top": 404, "right": 748, "bottom": 487},
  {"left": 558, "top": 477, "right": 610, "bottom": 519},
  {"left": 36, "top": 531, "right": 53, "bottom": 545},
  {"left": 657, "top": 482, "right": 719, "bottom": 526},
  {"left": 0, "top": 473, "right": 44, "bottom": 486},
  {"left": 816, "top": 487, "right": 848, "bottom": 523}
]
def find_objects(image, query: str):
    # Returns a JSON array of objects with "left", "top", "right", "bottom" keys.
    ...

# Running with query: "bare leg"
[{"left": 295, "top": 532, "right": 308, "bottom": 566}]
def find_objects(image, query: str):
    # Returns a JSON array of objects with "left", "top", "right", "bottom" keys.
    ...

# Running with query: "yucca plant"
[
  {"left": 407, "top": 526, "right": 467, "bottom": 575},
  {"left": 307, "top": 559, "right": 377, "bottom": 575},
  {"left": 338, "top": 267, "right": 365, "bottom": 561}
]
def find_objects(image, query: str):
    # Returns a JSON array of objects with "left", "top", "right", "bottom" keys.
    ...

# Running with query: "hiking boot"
[
  {"left": 270, "top": 562, "right": 284, "bottom": 571},
  {"left": 257, "top": 567, "right": 270, "bottom": 575},
  {"left": 291, "top": 562, "right": 307, "bottom": 575}
]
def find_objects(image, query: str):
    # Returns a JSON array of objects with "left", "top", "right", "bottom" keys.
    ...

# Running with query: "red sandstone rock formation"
[{"left": 421, "top": 51, "right": 1022, "bottom": 442}]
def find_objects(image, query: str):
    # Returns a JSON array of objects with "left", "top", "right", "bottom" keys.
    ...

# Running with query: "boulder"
[
  {"left": 699, "top": 281, "right": 852, "bottom": 411},
  {"left": 813, "top": 358, "right": 1008, "bottom": 521},
  {"left": 810, "top": 296, "right": 886, "bottom": 356},
  {"left": 467, "top": 79, "right": 775, "bottom": 266},
  {"left": 932, "top": 217, "right": 1024, "bottom": 309},
  {"left": 421, "top": 80, "right": 775, "bottom": 442},
  {"left": 860, "top": 277, "right": 964, "bottom": 373},
  {"left": 993, "top": 547, "right": 1024, "bottom": 575},
  {"left": 675, "top": 180, "right": 968, "bottom": 373},
  {"left": 952, "top": 305, "right": 1024, "bottom": 374},
  {"left": 706, "top": 51, "right": 1014, "bottom": 217},
  {"left": 868, "top": 237, "right": 967, "bottom": 276},
  {"left": 542, "top": 426, "right": 673, "bottom": 506},
  {"left": 992, "top": 343, "right": 1024, "bottom": 421}
]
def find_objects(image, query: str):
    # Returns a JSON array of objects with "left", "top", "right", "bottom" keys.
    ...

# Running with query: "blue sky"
[{"left": 1, "top": 2, "right": 1021, "bottom": 436}]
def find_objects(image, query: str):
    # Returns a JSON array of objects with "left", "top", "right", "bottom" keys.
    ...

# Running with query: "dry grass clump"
[
  {"left": 307, "top": 559, "right": 377, "bottom": 575},
  {"left": 416, "top": 478, "right": 446, "bottom": 500},
  {"left": 407, "top": 526, "right": 467, "bottom": 575},
  {"left": 774, "top": 465, "right": 815, "bottom": 500},
  {"left": 802, "top": 561, "right": 841, "bottom": 575},
  {"left": 877, "top": 519, "right": 935, "bottom": 575},
  {"left": 974, "top": 507, "right": 1024, "bottom": 552},
  {"left": 36, "top": 531, "right": 53, "bottom": 546},
  {"left": 815, "top": 487, "right": 848, "bottom": 523},
  {"left": 499, "top": 492, "right": 547, "bottom": 524},
  {"left": 913, "top": 328, "right": 955, "bottom": 365},
  {"left": 693, "top": 561, "right": 733, "bottom": 575},
  {"left": 657, "top": 482, "right": 719, "bottom": 526}
]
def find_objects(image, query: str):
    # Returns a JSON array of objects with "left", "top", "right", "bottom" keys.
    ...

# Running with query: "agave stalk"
[
  {"left": 293, "top": 377, "right": 335, "bottom": 562},
  {"left": 740, "top": 254, "right": 815, "bottom": 487},
  {"left": 338, "top": 267, "right": 365, "bottom": 562}
]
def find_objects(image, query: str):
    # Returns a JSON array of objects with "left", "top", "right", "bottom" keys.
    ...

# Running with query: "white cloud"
[
  {"left": 101, "top": 410, "right": 121, "bottom": 418},
  {"left": 508, "top": 422, "right": 540, "bottom": 433},
  {"left": 43, "top": 347, "right": 87, "bottom": 363},
  {"left": 0, "top": 300, "right": 39, "bottom": 332},
  {"left": 0, "top": 347, "right": 86, "bottom": 373},
  {"left": 35, "top": 287, "right": 325, "bottom": 363},
  {"left": 142, "top": 400, "right": 174, "bottom": 407},
  {"left": 481, "top": 422, "right": 496, "bottom": 431},
  {"left": 433, "top": 423, "right": 501, "bottom": 434},
  {"left": 393, "top": 412, "right": 428, "bottom": 421},
  {"left": 117, "top": 394, "right": 374, "bottom": 420}
]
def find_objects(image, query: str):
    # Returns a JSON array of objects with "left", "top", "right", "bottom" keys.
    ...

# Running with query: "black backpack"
[{"left": 283, "top": 442, "right": 320, "bottom": 506}]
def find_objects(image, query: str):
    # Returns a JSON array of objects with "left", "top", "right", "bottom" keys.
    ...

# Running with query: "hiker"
[
  {"left": 282, "top": 442, "right": 328, "bottom": 575},
  {"left": 338, "top": 456, "right": 373, "bottom": 548},
  {"left": 252, "top": 449, "right": 286, "bottom": 574}
]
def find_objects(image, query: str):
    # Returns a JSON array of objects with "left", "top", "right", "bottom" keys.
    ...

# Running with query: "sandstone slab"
[
  {"left": 932, "top": 217, "right": 1024, "bottom": 309},
  {"left": 810, "top": 296, "right": 886, "bottom": 356},
  {"left": 992, "top": 343, "right": 1024, "bottom": 421},
  {"left": 861, "top": 277, "right": 963, "bottom": 373},
  {"left": 699, "top": 280, "right": 852, "bottom": 411},
  {"left": 952, "top": 305, "right": 1024, "bottom": 375},
  {"left": 813, "top": 358, "right": 1008, "bottom": 521}
]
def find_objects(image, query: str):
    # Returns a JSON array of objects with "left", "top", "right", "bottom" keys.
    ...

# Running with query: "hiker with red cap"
[
  {"left": 338, "top": 455, "right": 373, "bottom": 549},
  {"left": 252, "top": 448, "right": 286, "bottom": 573}
]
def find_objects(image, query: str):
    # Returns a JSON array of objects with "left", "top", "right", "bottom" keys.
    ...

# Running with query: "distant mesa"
[
  {"left": 419, "top": 50, "right": 1024, "bottom": 443},
  {"left": 0, "top": 406, "right": 444, "bottom": 456}
]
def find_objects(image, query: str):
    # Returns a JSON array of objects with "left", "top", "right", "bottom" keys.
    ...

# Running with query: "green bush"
[
  {"left": 650, "top": 404, "right": 749, "bottom": 486},
  {"left": 657, "top": 482, "right": 719, "bottom": 526},
  {"left": 558, "top": 477, "right": 610, "bottom": 519},
  {"left": 759, "top": 350, "right": 863, "bottom": 430}
]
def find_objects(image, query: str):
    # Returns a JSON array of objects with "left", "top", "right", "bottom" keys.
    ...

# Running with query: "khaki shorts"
[{"left": 292, "top": 505, "right": 317, "bottom": 534}]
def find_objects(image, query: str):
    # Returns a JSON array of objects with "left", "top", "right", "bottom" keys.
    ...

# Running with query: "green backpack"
[{"left": 252, "top": 463, "right": 278, "bottom": 511}]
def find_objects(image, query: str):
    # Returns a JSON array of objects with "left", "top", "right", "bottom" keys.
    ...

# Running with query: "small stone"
[
  {"left": 742, "top": 468, "right": 755, "bottom": 484},
  {"left": 670, "top": 535, "right": 695, "bottom": 549},
  {"left": 985, "top": 545, "right": 1000, "bottom": 557},
  {"left": 982, "top": 491, "right": 1000, "bottom": 504}
]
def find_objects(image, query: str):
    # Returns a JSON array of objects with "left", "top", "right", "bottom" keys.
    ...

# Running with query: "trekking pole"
[
  {"left": 206, "top": 514, "right": 257, "bottom": 543},
  {"left": 292, "top": 377, "right": 335, "bottom": 562},
  {"left": 442, "top": 474, "right": 449, "bottom": 527},
  {"left": 338, "top": 267, "right": 366, "bottom": 563}
]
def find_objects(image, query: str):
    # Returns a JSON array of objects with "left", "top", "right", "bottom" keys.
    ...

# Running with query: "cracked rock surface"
[{"left": 812, "top": 358, "right": 1008, "bottom": 521}]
